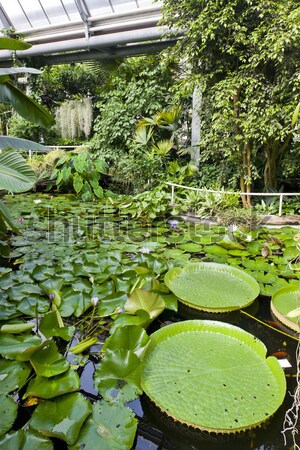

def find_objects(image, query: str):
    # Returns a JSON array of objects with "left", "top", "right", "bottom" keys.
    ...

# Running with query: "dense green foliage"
[{"left": 161, "top": 0, "right": 300, "bottom": 193}]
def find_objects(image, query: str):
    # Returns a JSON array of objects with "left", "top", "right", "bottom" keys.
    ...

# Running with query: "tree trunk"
[{"left": 264, "top": 135, "right": 292, "bottom": 190}]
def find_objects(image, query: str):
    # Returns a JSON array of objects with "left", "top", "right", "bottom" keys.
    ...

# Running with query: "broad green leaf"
[
  {"left": 0, "top": 82, "right": 54, "bottom": 127},
  {"left": 69, "top": 400, "right": 137, "bottom": 450},
  {"left": 141, "top": 320, "right": 286, "bottom": 432},
  {"left": 97, "top": 292, "right": 128, "bottom": 317},
  {"left": 29, "top": 340, "right": 69, "bottom": 377},
  {"left": 111, "top": 310, "right": 151, "bottom": 332},
  {"left": 0, "top": 202, "right": 19, "bottom": 233},
  {"left": 0, "top": 429, "right": 54, "bottom": 450},
  {"left": 0, "top": 149, "right": 36, "bottom": 193},
  {"left": 165, "top": 262, "right": 259, "bottom": 312},
  {"left": 203, "top": 245, "right": 228, "bottom": 255},
  {"left": 30, "top": 392, "right": 92, "bottom": 445},
  {"left": 0, "top": 334, "right": 41, "bottom": 360},
  {"left": 0, "top": 359, "right": 31, "bottom": 394},
  {"left": 102, "top": 325, "right": 149, "bottom": 358},
  {"left": 59, "top": 289, "right": 91, "bottom": 317},
  {"left": 0, "top": 37, "right": 31, "bottom": 51},
  {"left": 73, "top": 173, "right": 84, "bottom": 194},
  {"left": 125, "top": 289, "right": 165, "bottom": 322},
  {"left": 94, "top": 349, "right": 142, "bottom": 402},
  {"left": 23, "top": 369, "right": 80, "bottom": 399},
  {"left": 39, "top": 311, "right": 75, "bottom": 341},
  {"left": 0, "top": 395, "right": 18, "bottom": 435},
  {"left": 271, "top": 285, "right": 300, "bottom": 333}
]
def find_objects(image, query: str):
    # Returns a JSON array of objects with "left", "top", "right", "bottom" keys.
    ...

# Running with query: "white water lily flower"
[
  {"left": 245, "top": 235, "right": 252, "bottom": 242},
  {"left": 91, "top": 296, "right": 99, "bottom": 307},
  {"left": 140, "top": 247, "right": 151, "bottom": 254},
  {"left": 34, "top": 199, "right": 42, "bottom": 204}
]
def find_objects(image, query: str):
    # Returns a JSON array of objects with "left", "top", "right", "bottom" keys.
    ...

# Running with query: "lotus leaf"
[
  {"left": 0, "top": 429, "right": 54, "bottom": 450},
  {"left": 94, "top": 349, "right": 142, "bottom": 402},
  {"left": 30, "top": 392, "right": 92, "bottom": 445},
  {"left": 0, "top": 359, "right": 31, "bottom": 394},
  {"left": 141, "top": 320, "right": 286, "bottom": 433},
  {"left": 23, "top": 369, "right": 80, "bottom": 399},
  {"left": 69, "top": 400, "right": 137, "bottom": 450},
  {"left": 271, "top": 285, "right": 300, "bottom": 332},
  {"left": 164, "top": 263, "right": 259, "bottom": 312},
  {"left": 0, "top": 395, "right": 18, "bottom": 435}
]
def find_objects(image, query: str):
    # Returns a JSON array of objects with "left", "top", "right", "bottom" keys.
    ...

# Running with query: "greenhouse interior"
[{"left": 0, "top": 1, "right": 299, "bottom": 449}]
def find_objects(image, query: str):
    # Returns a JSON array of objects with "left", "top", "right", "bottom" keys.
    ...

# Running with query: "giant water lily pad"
[
  {"left": 141, "top": 320, "right": 286, "bottom": 433},
  {"left": 271, "top": 285, "right": 300, "bottom": 332},
  {"left": 164, "top": 262, "right": 259, "bottom": 312}
]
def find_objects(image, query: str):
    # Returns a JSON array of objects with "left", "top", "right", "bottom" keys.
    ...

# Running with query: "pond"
[{"left": 0, "top": 193, "right": 299, "bottom": 449}]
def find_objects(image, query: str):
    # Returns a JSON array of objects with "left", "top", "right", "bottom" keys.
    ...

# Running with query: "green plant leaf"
[
  {"left": 164, "top": 262, "right": 259, "bottom": 312},
  {"left": 0, "top": 82, "right": 54, "bottom": 127},
  {"left": 0, "top": 429, "right": 54, "bottom": 450},
  {"left": 29, "top": 340, "right": 69, "bottom": 378},
  {"left": 0, "top": 395, "right": 18, "bottom": 436},
  {"left": 0, "top": 37, "right": 31, "bottom": 51},
  {"left": 94, "top": 349, "right": 142, "bottom": 402},
  {"left": 102, "top": 325, "right": 149, "bottom": 358},
  {"left": 23, "top": 369, "right": 80, "bottom": 399},
  {"left": 30, "top": 392, "right": 92, "bottom": 445},
  {"left": 69, "top": 400, "right": 137, "bottom": 450},
  {"left": 271, "top": 285, "right": 300, "bottom": 332},
  {"left": 141, "top": 320, "right": 286, "bottom": 432},
  {"left": 0, "top": 149, "right": 36, "bottom": 193},
  {"left": 0, "top": 202, "right": 19, "bottom": 233},
  {"left": 39, "top": 311, "right": 75, "bottom": 341},
  {"left": 73, "top": 173, "right": 84, "bottom": 194},
  {"left": 125, "top": 289, "right": 165, "bottom": 322},
  {"left": 0, "top": 359, "right": 31, "bottom": 394},
  {"left": 0, "top": 334, "right": 41, "bottom": 360}
]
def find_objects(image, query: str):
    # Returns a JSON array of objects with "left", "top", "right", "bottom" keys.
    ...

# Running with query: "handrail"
[{"left": 165, "top": 182, "right": 300, "bottom": 217}]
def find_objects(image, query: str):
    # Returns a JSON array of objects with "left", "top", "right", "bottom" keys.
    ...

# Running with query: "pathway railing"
[{"left": 165, "top": 182, "right": 300, "bottom": 217}]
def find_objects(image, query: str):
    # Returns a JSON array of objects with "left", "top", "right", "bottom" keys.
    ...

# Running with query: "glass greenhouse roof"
[{"left": 0, "top": 0, "right": 177, "bottom": 66}]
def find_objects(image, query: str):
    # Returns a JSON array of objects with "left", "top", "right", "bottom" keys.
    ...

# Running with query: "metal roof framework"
[{"left": 0, "top": 0, "right": 178, "bottom": 67}]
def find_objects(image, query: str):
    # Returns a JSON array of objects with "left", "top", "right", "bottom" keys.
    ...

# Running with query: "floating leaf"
[
  {"left": 30, "top": 392, "right": 92, "bottom": 445},
  {"left": 0, "top": 429, "right": 54, "bottom": 450},
  {"left": 141, "top": 320, "right": 286, "bottom": 432},
  {"left": 29, "top": 340, "right": 69, "bottom": 377},
  {"left": 102, "top": 325, "right": 149, "bottom": 358},
  {"left": 165, "top": 263, "right": 259, "bottom": 312},
  {"left": 69, "top": 400, "right": 137, "bottom": 450},
  {"left": 39, "top": 311, "right": 75, "bottom": 341},
  {"left": 0, "top": 395, "right": 18, "bottom": 436},
  {"left": 0, "top": 359, "right": 31, "bottom": 394},
  {"left": 0, "top": 334, "right": 41, "bottom": 360},
  {"left": 23, "top": 369, "right": 80, "bottom": 399},
  {"left": 125, "top": 289, "right": 165, "bottom": 323},
  {"left": 271, "top": 285, "right": 300, "bottom": 332},
  {"left": 94, "top": 349, "right": 142, "bottom": 402}
]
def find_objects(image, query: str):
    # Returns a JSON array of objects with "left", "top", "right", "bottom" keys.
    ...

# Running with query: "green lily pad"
[
  {"left": 141, "top": 320, "right": 286, "bottom": 433},
  {"left": 0, "top": 429, "right": 54, "bottom": 450},
  {"left": 125, "top": 289, "right": 165, "bottom": 323},
  {"left": 0, "top": 334, "right": 41, "bottom": 360},
  {"left": 94, "top": 349, "right": 142, "bottom": 402},
  {"left": 23, "top": 369, "right": 80, "bottom": 399},
  {"left": 29, "top": 340, "right": 69, "bottom": 377},
  {"left": 39, "top": 311, "right": 75, "bottom": 341},
  {"left": 0, "top": 395, "right": 18, "bottom": 436},
  {"left": 102, "top": 325, "right": 149, "bottom": 358},
  {"left": 69, "top": 400, "right": 137, "bottom": 450},
  {"left": 271, "top": 285, "right": 300, "bottom": 332},
  {"left": 164, "top": 263, "right": 259, "bottom": 312},
  {"left": 30, "top": 392, "right": 92, "bottom": 445},
  {"left": 0, "top": 359, "right": 31, "bottom": 394}
]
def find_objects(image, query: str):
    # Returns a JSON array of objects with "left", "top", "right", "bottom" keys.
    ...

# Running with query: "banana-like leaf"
[
  {"left": 0, "top": 135, "right": 49, "bottom": 151},
  {"left": 0, "top": 149, "right": 36, "bottom": 192},
  {"left": 0, "top": 202, "right": 19, "bottom": 233},
  {"left": 141, "top": 320, "right": 286, "bottom": 433},
  {"left": 0, "top": 81, "right": 54, "bottom": 127},
  {"left": 0, "top": 67, "right": 41, "bottom": 76},
  {"left": 0, "top": 37, "right": 31, "bottom": 51}
]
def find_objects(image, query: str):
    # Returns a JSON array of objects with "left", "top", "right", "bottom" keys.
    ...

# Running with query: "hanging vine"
[{"left": 56, "top": 97, "right": 93, "bottom": 140}]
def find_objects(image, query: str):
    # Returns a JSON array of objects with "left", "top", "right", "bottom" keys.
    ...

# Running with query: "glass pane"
[
  {"left": 0, "top": 0, "right": 31, "bottom": 30},
  {"left": 85, "top": 0, "right": 114, "bottom": 16},
  {"left": 39, "top": 0, "right": 81, "bottom": 24}
]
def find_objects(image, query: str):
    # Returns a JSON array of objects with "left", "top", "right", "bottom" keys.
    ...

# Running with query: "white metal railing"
[{"left": 165, "top": 182, "right": 300, "bottom": 217}]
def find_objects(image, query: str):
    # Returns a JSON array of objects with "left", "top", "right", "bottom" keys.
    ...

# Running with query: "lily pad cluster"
[{"left": 0, "top": 193, "right": 298, "bottom": 446}]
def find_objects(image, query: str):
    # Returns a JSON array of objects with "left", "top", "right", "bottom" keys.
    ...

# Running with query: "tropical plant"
[
  {"left": 160, "top": 0, "right": 300, "bottom": 193},
  {"left": 56, "top": 97, "right": 93, "bottom": 140},
  {"left": 50, "top": 149, "right": 107, "bottom": 200}
]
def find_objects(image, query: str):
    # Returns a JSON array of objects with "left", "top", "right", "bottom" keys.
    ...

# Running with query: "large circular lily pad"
[
  {"left": 271, "top": 285, "right": 300, "bottom": 332},
  {"left": 141, "top": 320, "right": 286, "bottom": 433},
  {"left": 164, "top": 262, "right": 259, "bottom": 312}
]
